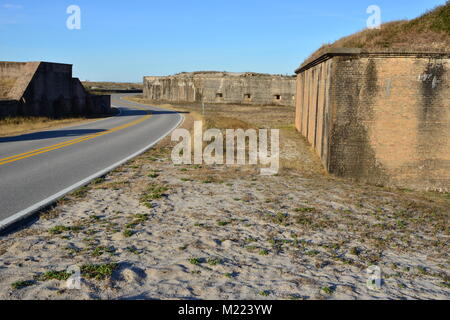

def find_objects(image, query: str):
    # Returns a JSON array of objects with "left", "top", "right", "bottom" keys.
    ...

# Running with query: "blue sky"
[{"left": 0, "top": 0, "right": 446, "bottom": 82}]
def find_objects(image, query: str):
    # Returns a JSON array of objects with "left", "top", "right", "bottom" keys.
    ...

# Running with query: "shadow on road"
[
  {"left": 0, "top": 129, "right": 107, "bottom": 143},
  {"left": 150, "top": 110, "right": 189, "bottom": 115}
]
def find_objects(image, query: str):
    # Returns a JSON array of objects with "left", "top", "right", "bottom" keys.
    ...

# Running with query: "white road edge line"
[{"left": 0, "top": 108, "right": 184, "bottom": 233}]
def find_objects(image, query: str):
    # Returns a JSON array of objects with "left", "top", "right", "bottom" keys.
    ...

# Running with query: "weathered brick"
[{"left": 295, "top": 51, "right": 450, "bottom": 192}]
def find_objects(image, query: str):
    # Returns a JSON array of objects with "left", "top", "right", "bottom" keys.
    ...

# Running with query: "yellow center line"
[{"left": 0, "top": 107, "right": 152, "bottom": 166}]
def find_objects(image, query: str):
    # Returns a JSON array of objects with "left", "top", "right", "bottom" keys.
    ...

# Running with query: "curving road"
[{"left": 0, "top": 94, "right": 182, "bottom": 232}]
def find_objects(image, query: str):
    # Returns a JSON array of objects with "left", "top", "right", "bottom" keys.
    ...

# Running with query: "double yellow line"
[{"left": 0, "top": 108, "right": 152, "bottom": 167}]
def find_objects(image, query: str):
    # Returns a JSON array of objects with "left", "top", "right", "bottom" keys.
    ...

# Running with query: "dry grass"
[
  {"left": 124, "top": 95, "right": 326, "bottom": 176},
  {"left": 82, "top": 81, "right": 143, "bottom": 95},
  {"left": 305, "top": 2, "right": 450, "bottom": 65},
  {"left": 0, "top": 116, "right": 99, "bottom": 137}
]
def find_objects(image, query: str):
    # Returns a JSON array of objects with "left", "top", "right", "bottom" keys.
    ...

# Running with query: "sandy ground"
[{"left": 0, "top": 99, "right": 448, "bottom": 300}]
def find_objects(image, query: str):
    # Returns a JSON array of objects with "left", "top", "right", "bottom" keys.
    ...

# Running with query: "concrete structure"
[
  {"left": 295, "top": 49, "right": 450, "bottom": 192},
  {"left": 144, "top": 72, "right": 296, "bottom": 106},
  {"left": 0, "top": 61, "right": 111, "bottom": 118}
]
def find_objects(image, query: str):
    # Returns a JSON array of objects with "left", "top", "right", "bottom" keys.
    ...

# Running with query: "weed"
[
  {"left": 126, "top": 246, "right": 140, "bottom": 255},
  {"left": 38, "top": 270, "right": 72, "bottom": 281},
  {"left": 71, "top": 186, "right": 90, "bottom": 198},
  {"left": 321, "top": 286, "right": 334, "bottom": 295},
  {"left": 140, "top": 184, "right": 169, "bottom": 205},
  {"left": 259, "top": 290, "right": 270, "bottom": 297},
  {"left": 91, "top": 177, "right": 105, "bottom": 185},
  {"left": 123, "top": 229, "right": 134, "bottom": 238},
  {"left": 207, "top": 258, "right": 222, "bottom": 266},
  {"left": 81, "top": 263, "right": 119, "bottom": 280},
  {"left": 417, "top": 266, "right": 428, "bottom": 275},
  {"left": 49, "top": 225, "right": 82, "bottom": 235},
  {"left": 134, "top": 214, "right": 149, "bottom": 223},
  {"left": 350, "top": 247, "right": 361, "bottom": 256},
  {"left": 305, "top": 250, "right": 320, "bottom": 257},
  {"left": 148, "top": 172, "right": 159, "bottom": 179},
  {"left": 245, "top": 237, "right": 258, "bottom": 243},
  {"left": 11, "top": 280, "right": 34, "bottom": 290},
  {"left": 188, "top": 258, "right": 202, "bottom": 265},
  {"left": 295, "top": 207, "right": 315, "bottom": 213}
]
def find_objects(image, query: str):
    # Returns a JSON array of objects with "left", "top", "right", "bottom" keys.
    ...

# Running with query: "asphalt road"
[{"left": 0, "top": 94, "right": 182, "bottom": 230}]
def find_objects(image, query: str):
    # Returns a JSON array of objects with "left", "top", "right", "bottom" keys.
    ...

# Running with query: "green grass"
[
  {"left": 350, "top": 247, "right": 361, "bottom": 256},
  {"left": 80, "top": 263, "right": 119, "bottom": 280},
  {"left": 38, "top": 270, "right": 73, "bottom": 281},
  {"left": 295, "top": 207, "right": 315, "bottom": 213},
  {"left": 140, "top": 184, "right": 169, "bottom": 205},
  {"left": 259, "top": 290, "right": 270, "bottom": 297},
  {"left": 207, "top": 258, "right": 222, "bottom": 266},
  {"left": 321, "top": 286, "right": 335, "bottom": 295},
  {"left": 188, "top": 258, "right": 202, "bottom": 265},
  {"left": 259, "top": 249, "right": 269, "bottom": 256},
  {"left": 123, "top": 229, "right": 134, "bottom": 238},
  {"left": 396, "top": 220, "right": 407, "bottom": 229},
  {"left": 134, "top": 214, "right": 149, "bottom": 223},
  {"left": 217, "top": 221, "right": 231, "bottom": 227},
  {"left": 126, "top": 246, "right": 140, "bottom": 255},
  {"left": 305, "top": 250, "right": 320, "bottom": 257},
  {"left": 269, "top": 212, "right": 289, "bottom": 225},
  {"left": 91, "top": 246, "right": 115, "bottom": 257},
  {"left": 91, "top": 177, "right": 106, "bottom": 185},
  {"left": 417, "top": 266, "right": 428, "bottom": 275},
  {"left": 71, "top": 186, "right": 90, "bottom": 198},
  {"left": 11, "top": 280, "right": 34, "bottom": 290},
  {"left": 49, "top": 225, "right": 82, "bottom": 235}
]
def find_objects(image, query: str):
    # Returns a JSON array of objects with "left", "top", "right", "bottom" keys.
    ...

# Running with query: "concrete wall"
[
  {"left": 0, "top": 61, "right": 111, "bottom": 118},
  {"left": 295, "top": 50, "right": 450, "bottom": 192},
  {"left": 144, "top": 72, "right": 296, "bottom": 106}
]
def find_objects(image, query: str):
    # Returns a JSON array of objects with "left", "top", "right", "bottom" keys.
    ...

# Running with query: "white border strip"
[{"left": 0, "top": 108, "right": 184, "bottom": 233}]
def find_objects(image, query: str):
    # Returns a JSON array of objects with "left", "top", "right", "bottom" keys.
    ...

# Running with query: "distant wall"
[
  {"left": 0, "top": 61, "right": 112, "bottom": 119},
  {"left": 144, "top": 72, "right": 296, "bottom": 106},
  {"left": 295, "top": 50, "right": 450, "bottom": 192}
]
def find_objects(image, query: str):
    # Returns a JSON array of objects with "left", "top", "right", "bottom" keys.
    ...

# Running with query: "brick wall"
[{"left": 295, "top": 51, "right": 450, "bottom": 192}]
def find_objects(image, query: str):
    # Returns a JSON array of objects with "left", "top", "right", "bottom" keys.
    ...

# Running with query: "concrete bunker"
[
  {"left": 0, "top": 61, "right": 111, "bottom": 119},
  {"left": 144, "top": 71, "right": 296, "bottom": 106}
]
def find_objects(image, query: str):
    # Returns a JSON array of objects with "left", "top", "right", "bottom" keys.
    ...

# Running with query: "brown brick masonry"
[{"left": 295, "top": 49, "right": 449, "bottom": 192}]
